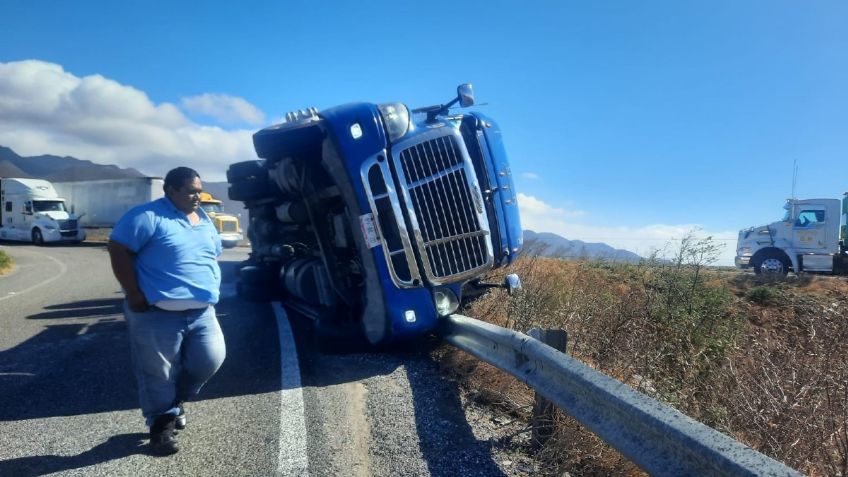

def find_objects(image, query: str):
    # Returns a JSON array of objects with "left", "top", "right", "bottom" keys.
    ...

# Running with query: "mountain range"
[
  {"left": 523, "top": 230, "right": 642, "bottom": 263},
  {"left": 0, "top": 146, "right": 146, "bottom": 181},
  {"left": 0, "top": 145, "right": 642, "bottom": 261},
  {"left": 0, "top": 145, "right": 244, "bottom": 216}
]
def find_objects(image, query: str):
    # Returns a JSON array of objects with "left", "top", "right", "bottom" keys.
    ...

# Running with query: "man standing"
[{"left": 108, "top": 167, "right": 226, "bottom": 455}]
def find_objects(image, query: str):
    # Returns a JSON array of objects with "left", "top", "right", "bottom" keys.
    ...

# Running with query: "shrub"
[
  {"left": 448, "top": 233, "right": 847, "bottom": 475},
  {"left": 745, "top": 285, "right": 778, "bottom": 305},
  {"left": 0, "top": 249, "right": 11, "bottom": 273}
]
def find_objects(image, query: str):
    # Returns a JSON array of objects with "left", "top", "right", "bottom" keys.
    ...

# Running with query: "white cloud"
[
  {"left": 517, "top": 192, "right": 587, "bottom": 218},
  {"left": 521, "top": 172, "right": 539, "bottom": 180},
  {"left": 180, "top": 93, "right": 265, "bottom": 126},
  {"left": 518, "top": 193, "right": 738, "bottom": 265},
  {"left": 0, "top": 59, "right": 259, "bottom": 182}
]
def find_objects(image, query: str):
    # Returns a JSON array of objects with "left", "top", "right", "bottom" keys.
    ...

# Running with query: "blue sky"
[{"left": 1, "top": 1, "right": 846, "bottom": 264}]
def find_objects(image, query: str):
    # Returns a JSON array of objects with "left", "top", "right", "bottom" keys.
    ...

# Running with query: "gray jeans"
[{"left": 124, "top": 303, "right": 226, "bottom": 426}]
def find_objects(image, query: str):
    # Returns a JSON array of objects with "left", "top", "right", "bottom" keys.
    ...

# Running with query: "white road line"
[
  {"left": 0, "top": 248, "right": 67, "bottom": 302},
  {"left": 272, "top": 302, "right": 310, "bottom": 477}
]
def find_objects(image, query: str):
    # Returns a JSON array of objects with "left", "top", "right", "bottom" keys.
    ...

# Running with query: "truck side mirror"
[{"left": 457, "top": 83, "right": 475, "bottom": 108}]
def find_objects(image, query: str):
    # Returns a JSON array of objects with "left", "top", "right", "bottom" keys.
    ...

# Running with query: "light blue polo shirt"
[{"left": 110, "top": 197, "right": 223, "bottom": 305}]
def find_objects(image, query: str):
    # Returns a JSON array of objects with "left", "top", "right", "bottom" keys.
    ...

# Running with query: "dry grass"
[
  {"left": 436, "top": 255, "right": 848, "bottom": 476},
  {"left": 83, "top": 227, "right": 112, "bottom": 243},
  {"left": 0, "top": 249, "right": 12, "bottom": 275}
]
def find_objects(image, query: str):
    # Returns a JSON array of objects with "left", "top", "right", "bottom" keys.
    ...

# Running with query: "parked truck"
[
  {"left": 735, "top": 196, "right": 848, "bottom": 275},
  {"left": 0, "top": 178, "right": 86, "bottom": 244},
  {"left": 53, "top": 177, "right": 164, "bottom": 227},
  {"left": 199, "top": 192, "right": 243, "bottom": 248},
  {"left": 228, "top": 84, "right": 523, "bottom": 344}
]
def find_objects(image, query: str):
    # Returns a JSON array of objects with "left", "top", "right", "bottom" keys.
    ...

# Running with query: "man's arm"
[{"left": 107, "top": 240, "right": 149, "bottom": 312}]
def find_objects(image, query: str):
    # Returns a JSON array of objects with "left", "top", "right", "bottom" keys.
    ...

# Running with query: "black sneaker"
[
  {"left": 150, "top": 414, "right": 179, "bottom": 456},
  {"left": 175, "top": 403, "right": 186, "bottom": 430}
]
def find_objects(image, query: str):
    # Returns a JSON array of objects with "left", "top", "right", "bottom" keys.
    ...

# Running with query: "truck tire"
[
  {"left": 228, "top": 177, "right": 277, "bottom": 202},
  {"left": 754, "top": 251, "right": 789, "bottom": 276},
  {"left": 240, "top": 264, "right": 278, "bottom": 285},
  {"left": 237, "top": 281, "right": 275, "bottom": 302},
  {"left": 226, "top": 160, "right": 266, "bottom": 183},
  {"left": 31, "top": 228, "right": 44, "bottom": 245}
]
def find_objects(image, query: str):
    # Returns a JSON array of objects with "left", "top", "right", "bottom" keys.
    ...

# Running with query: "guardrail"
[{"left": 440, "top": 314, "right": 802, "bottom": 477}]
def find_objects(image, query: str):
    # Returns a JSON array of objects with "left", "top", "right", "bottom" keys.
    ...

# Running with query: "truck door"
[
  {"left": 792, "top": 207, "right": 828, "bottom": 252},
  {"left": 19, "top": 200, "right": 34, "bottom": 231}
]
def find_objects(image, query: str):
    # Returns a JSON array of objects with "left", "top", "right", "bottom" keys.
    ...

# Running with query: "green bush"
[
  {"left": 0, "top": 249, "right": 11, "bottom": 272},
  {"left": 746, "top": 285, "right": 778, "bottom": 305}
]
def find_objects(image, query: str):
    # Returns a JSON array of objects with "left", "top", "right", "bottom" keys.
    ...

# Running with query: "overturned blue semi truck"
[{"left": 227, "top": 85, "right": 523, "bottom": 345}]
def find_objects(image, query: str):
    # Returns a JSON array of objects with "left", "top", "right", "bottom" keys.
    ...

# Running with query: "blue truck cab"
[{"left": 228, "top": 85, "right": 522, "bottom": 344}]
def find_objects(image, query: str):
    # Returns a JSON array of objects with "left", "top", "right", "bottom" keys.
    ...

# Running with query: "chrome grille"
[
  {"left": 395, "top": 134, "right": 491, "bottom": 282},
  {"left": 360, "top": 156, "right": 421, "bottom": 287},
  {"left": 57, "top": 219, "right": 77, "bottom": 230}
]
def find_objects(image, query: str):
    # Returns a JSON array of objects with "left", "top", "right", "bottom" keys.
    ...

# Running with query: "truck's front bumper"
[
  {"left": 46, "top": 228, "right": 85, "bottom": 242},
  {"left": 735, "top": 255, "right": 751, "bottom": 268}
]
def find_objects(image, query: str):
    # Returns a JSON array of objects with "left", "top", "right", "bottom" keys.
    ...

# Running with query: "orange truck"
[{"left": 199, "top": 192, "right": 243, "bottom": 248}]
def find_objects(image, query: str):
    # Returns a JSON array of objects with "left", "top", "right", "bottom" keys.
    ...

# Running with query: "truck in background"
[
  {"left": 735, "top": 196, "right": 848, "bottom": 275},
  {"left": 0, "top": 178, "right": 86, "bottom": 244},
  {"left": 199, "top": 192, "right": 243, "bottom": 248},
  {"left": 228, "top": 84, "right": 522, "bottom": 345},
  {"left": 52, "top": 177, "right": 164, "bottom": 227}
]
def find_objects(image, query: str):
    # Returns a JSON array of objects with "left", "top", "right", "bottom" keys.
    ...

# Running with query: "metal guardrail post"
[
  {"left": 441, "top": 314, "right": 802, "bottom": 477},
  {"left": 528, "top": 328, "right": 567, "bottom": 448}
]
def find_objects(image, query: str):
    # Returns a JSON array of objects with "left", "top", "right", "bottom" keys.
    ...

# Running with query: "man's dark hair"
[{"left": 164, "top": 167, "right": 200, "bottom": 191}]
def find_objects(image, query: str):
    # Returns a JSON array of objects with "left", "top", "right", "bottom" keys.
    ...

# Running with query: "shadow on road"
[
  {"left": 0, "top": 259, "right": 282, "bottom": 423},
  {"left": 3, "top": 253, "right": 504, "bottom": 475},
  {"left": 407, "top": 347, "right": 507, "bottom": 477},
  {"left": 0, "top": 241, "right": 106, "bottom": 249},
  {"left": 27, "top": 298, "right": 123, "bottom": 320},
  {"left": 296, "top": 325, "right": 505, "bottom": 477},
  {"left": 0, "top": 432, "right": 148, "bottom": 477}
]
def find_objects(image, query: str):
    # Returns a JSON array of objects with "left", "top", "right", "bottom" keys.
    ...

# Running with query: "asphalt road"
[{"left": 0, "top": 243, "right": 510, "bottom": 477}]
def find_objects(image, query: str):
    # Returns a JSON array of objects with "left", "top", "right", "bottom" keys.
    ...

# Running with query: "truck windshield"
[
  {"left": 201, "top": 203, "right": 223, "bottom": 213},
  {"left": 33, "top": 200, "right": 67, "bottom": 212}
]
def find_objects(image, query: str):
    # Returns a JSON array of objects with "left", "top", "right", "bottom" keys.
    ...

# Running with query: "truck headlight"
[
  {"left": 738, "top": 247, "right": 752, "bottom": 255},
  {"left": 433, "top": 287, "right": 459, "bottom": 317},
  {"left": 377, "top": 102, "right": 411, "bottom": 142}
]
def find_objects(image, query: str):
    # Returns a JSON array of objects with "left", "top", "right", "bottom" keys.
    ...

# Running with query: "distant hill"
[
  {"left": 0, "top": 146, "right": 146, "bottom": 181},
  {"left": 0, "top": 145, "right": 244, "bottom": 215},
  {"left": 523, "top": 230, "right": 643, "bottom": 263}
]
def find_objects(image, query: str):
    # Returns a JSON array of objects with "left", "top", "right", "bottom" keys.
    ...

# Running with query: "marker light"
[
  {"left": 404, "top": 310, "right": 417, "bottom": 323},
  {"left": 350, "top": 123, "right": 363, "bottom": 139}
]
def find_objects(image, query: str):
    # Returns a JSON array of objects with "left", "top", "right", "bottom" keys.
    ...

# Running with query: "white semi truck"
[
  {"left": 0, "top": 178, "right": 86, "bottom": 244},
  {"left": 735, "top": 197, "right": 846, "bottom": 275}
]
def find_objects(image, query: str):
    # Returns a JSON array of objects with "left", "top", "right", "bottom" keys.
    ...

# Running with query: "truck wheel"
[
  {"left": 240, "top": 264, "right": 277, "bottom": 285},
  {"left": 754, "top": 252, "right": 789, "bottom": 276},
  {"left": 237, "top": 281, "right": 275, "bottom": 302},
  {"left": 228, "top": 177, "right": 277, "bottom": 202},
  {"left": 31, "top": 228, "right": 44, "bottom": 245},
  {"left": 226, "top": 160, "right": 266, "bottom": 183}
]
